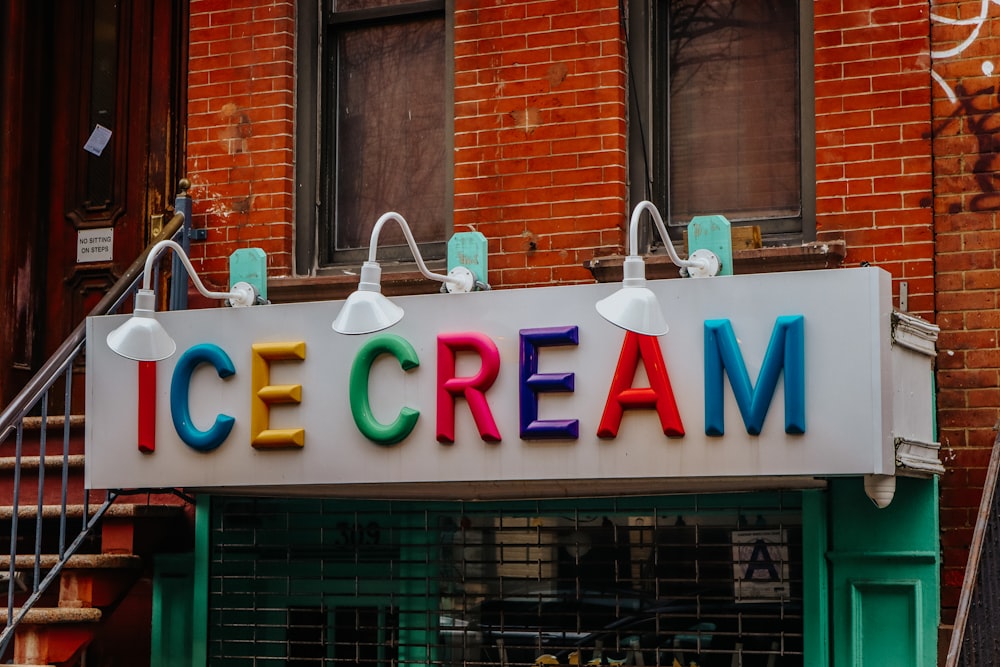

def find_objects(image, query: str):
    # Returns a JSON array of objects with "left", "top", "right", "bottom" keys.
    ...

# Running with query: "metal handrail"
[
  {"left": 1, "top": 184, "right": 191, "bottom": 657},
  {"left": 0, "top": 211, "right": 186, "bottom": 446}
]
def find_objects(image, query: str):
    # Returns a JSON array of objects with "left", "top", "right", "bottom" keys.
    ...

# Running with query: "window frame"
[
  {"left": 295, "top": 0, "right": 454, "bottom": 275},
  {"left": 627, "top": 0, "right": 814, "bottom": 248}
]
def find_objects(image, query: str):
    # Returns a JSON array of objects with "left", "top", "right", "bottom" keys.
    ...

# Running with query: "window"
[
  {"left": 630, "top": 0, "right": 814, "bottom": 243},
  {"left": 297, "top": 0, "right": 450, "bottom": 271}
]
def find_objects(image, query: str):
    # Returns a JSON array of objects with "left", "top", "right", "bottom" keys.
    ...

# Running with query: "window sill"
[
  {"left": 269, "top": 262, "right": 448, "bottom": 304},
  {"left": 584, "top": 240, "right": 847, "bottom": 283},
  {"left": 269, "top": 244, "right": 846, "bottom": 303}
]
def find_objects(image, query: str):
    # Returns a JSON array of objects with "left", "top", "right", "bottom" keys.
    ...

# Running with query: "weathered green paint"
[
  {"left": 151, "top": 553, "right": 195, "bottom": 667},
  {"left": 802, "top": 489, "right": 830, "bottom": 667},
  {"left": 229, "top": 247, "right": 267, "bottom": 302},
  {"left": 827, "top": 476, "right": 939, "bottom": 665},
  {"left": 152, "top": 499, "right": 208, "bottom": 667},
  {"left": 397, "top": 512, "right": 441, "bottom": 667},
  {"left": 192, "top": 496, "right": 210, "bottom": 667},
  {"left": 447, "top": 231, "right": 488, "bottom": 286},
  {"left": 687, "top": 215, "right": 733, "bottom": 276}
]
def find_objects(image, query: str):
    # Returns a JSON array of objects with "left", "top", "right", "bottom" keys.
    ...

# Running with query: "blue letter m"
[{"left": 704, "top": 316, "right": 805, "bottom": 436}]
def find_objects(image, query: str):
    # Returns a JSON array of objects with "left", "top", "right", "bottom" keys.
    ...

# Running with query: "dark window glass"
[
  {"left": 321, "top": 1, "right": 446, "bottom": 265},
  {"left": 655, "top": 0, "right": 803, "bottom": 233}
]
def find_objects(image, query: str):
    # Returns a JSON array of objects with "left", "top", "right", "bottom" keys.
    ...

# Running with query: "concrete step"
[
  {"left": 1, "top": 606, "right": 102, "bottom": 666},
  {"left": 0, "top": 606, "right": 102, "bottom": 625},
  {"left": 0, "top": 455, "right": 88, "bottom": 507},
  {"left": 4, "top": 415, "right": 86, "bottom": 443},
  {"left": 1, "top": 416, "right": 86, "bottom": 458},
  {"left": 12, "top": 416, "right": 85, "bottom": 433},
  {"left": 0, "top": 553, "right": 142, "bottom": 571},
  {"left": 0, "top": 553, "right": 144, "bottom": 609},
  {"left": 1, "top": 502, "right": 188, "bottom": 556},
  {"left": 0, "top": 502, "right": 182, "bottom": 521},
  {"left": 0, "top": 455, "right": 86, "bottom": 471}
]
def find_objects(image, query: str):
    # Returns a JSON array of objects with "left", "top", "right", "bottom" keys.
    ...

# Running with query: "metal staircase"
[{"left": 0, "top": 184, "right": 196, "bottom": 665}]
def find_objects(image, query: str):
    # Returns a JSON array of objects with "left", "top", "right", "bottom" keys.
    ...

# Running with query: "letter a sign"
[{"left": 732, "top": 529, "right": 790, "bottom": 602}]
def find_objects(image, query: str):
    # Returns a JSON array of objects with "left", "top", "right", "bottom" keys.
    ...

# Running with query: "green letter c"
[{"left": 349, "top": 334, "right": 420, "bottom": 445}]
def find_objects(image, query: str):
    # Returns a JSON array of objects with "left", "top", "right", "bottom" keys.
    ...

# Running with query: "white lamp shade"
[
  {"left": 106, "top": 310, "right": 177, "bottom": 361},
  {"left": 106, "top": 288, "right": 177, "bottom": 361},
  {"left": 332, "top": 289, "right": 405, "bottom": 335},
  {"left": 595, "top": 286, "right": 669, "bottom": 336}
]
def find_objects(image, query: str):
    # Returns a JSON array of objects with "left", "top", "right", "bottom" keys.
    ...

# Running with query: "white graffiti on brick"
[{"left": 931, "top": 0, "right": 1000, "bottom": 103}]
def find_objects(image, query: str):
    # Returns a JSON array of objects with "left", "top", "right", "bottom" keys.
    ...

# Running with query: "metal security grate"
[{"left": 209, "top": 494, "right": 804, "bottom": 666}]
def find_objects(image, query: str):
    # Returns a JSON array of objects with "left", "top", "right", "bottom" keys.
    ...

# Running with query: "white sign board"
[
  {"left": 77, "top": 227, "right": 114, "bottom": 263},
  {"left": 85, "top": 268, "right": 895, "bottom": 496}
]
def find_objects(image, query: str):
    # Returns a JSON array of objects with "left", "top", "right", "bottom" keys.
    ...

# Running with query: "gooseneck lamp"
[
  {"left": 332, "top": 212, "right": 476, "bottom": 335},
  {"left": 106, "top": 239, "right": 258, "bottom": 361},
  {"left": 595, "top": 201, "right": 721, "bottom": 336}
]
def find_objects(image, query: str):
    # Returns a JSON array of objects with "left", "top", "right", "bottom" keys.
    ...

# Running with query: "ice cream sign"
[{"left": 86, "top": 268, "right": 895, "bottom": 495}]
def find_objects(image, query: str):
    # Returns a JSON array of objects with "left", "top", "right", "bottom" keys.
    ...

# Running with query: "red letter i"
[{"left": 138, "top": 361, "right": 156, "bottom": 453}]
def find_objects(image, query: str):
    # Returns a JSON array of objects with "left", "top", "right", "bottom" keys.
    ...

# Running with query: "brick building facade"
[{"left": 177, "top": 0, "right": 999, "bottom": 659}]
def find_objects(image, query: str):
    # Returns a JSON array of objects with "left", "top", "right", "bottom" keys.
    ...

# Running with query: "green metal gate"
[{"left": 203, "top": 493, "right": 805, "bottom": 667}]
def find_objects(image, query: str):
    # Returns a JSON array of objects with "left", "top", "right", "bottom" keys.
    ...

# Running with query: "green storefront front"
[{"left": 150, "top": 475, "right": 939, "bottom": 666}]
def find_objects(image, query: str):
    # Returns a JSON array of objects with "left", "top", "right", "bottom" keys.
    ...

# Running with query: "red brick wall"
[
  {"left": 929, "top": 0, "right": 1000, "bottom": 628},
  {"left": 186, "top": 0, "right": 625, "bottom": 290},
  {"left": 186, "top": 0, "right": 296, "bottom": 287},
  {"left": 453, "top": 0, "right": 626, "bottom": 288},
  {"left": 813, "top": 0, "right": 935, "bottom": 317}
]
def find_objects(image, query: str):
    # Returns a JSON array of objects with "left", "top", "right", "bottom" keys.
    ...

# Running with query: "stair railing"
[
  {"left": 946, "top": 428, "right": 1000, "bottom": 667},
  {"left": 0, "top": 181, "right": 193, "bottom": 657}
]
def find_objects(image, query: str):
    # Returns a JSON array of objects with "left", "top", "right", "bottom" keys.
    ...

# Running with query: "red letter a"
[{"left": 598, "top": 332, "right": 684, "bottom": 438}]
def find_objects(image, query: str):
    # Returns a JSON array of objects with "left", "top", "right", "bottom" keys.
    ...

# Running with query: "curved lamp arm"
[
  {"left": 108, "top": 239, "right": 260, "bottom": 360},
  {"left": 366, "top": 212, "right": 475, "bottom": 293},
  {"left": 332, "top": 212, "right": 476, "bottom": 335},
  {"left": 595, "top": 201, "right": 721, "bottom": 336},
  {"left": 627, "top": 201, "right": 719, "bottom": 277},
  {"left": 143, "top": 239, "right": 257, "bottom": 306}
]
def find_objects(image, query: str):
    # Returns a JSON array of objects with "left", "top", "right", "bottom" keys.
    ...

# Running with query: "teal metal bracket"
[
  {"left": 688, "top": 215, "right": 733, "bottom": 277},
  {"left": 229, "top": 248, "right": 268, "bottom": 304},
  {"left": 448, "top": 232, "right": 489, "bottom": 289}
]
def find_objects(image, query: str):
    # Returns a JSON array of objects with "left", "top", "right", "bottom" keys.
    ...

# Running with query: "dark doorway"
[{"left": 0, "top": 0, "right": 187, "bottom": 405}]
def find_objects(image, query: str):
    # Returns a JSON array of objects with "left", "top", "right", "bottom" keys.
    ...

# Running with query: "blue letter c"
[{"left": 170, "top": 344, "right": 236, "bottom": 452}]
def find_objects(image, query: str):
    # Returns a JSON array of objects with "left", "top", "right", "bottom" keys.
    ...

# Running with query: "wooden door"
[{"left": 0, "top": 0, "right": 187, "bottom": 406}]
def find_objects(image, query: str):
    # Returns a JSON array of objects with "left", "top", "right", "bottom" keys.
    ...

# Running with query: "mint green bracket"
[
  {"left": 448, "top": 232, "right": 488, "bottom": 287},
  {"left": 229, "top": 247, "right": 267, "bottom": 302},
  {"left": 688, "top": 215, "right": 733, "bottom": 276}
]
